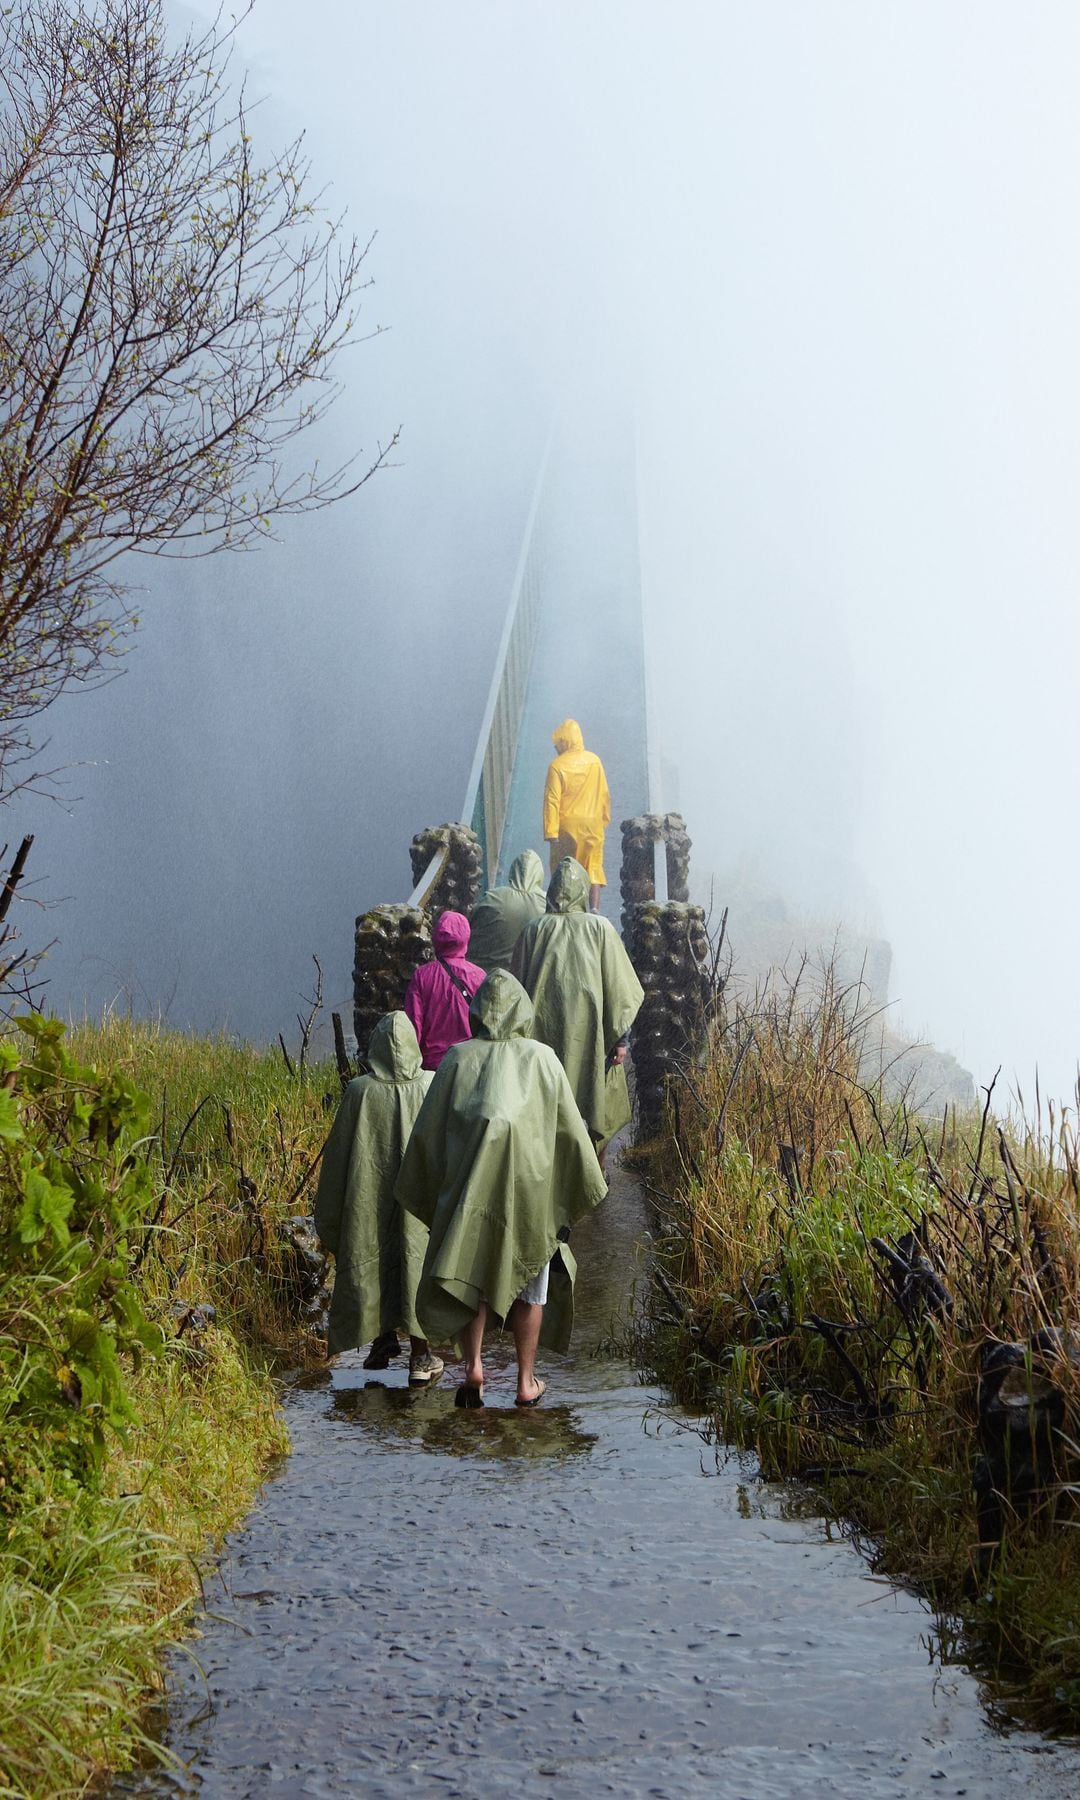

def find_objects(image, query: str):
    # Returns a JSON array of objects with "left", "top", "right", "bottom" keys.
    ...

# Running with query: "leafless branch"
[{"left": 0, "top": 0, "right": 396, "bottom": 797}]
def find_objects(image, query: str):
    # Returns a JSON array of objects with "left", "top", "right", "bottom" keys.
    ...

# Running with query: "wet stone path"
[{"left": 118, "top": 1164, "right": 1080, "bottom": 1799}]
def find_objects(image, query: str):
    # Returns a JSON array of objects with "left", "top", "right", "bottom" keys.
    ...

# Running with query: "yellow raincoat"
[{"left": 542, "top": 719, "right": 611, "bottom": 886}]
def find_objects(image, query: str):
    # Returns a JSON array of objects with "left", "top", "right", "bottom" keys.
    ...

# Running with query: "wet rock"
[
  {"left": 170, "top": 1301, "right": 217, "bottom": 1337},
  {"left": 870, "top": 1231, "right": 953, "bottom": 1322},
  {"left": 744, "top": 1280, "right": 792, "bottom": 1341},
  {"left": 279, "top": 1215, "right": 331, "bottom": 1327},
  {"left": 974, "top": 1331, "right": 1080, "bottom": 1562}
]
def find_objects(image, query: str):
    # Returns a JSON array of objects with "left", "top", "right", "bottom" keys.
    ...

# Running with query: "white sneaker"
[{"left": 408, "top": 1350, "right": 444, "bottom": 1386}]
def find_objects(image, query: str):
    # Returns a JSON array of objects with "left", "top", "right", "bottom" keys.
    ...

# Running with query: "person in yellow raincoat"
[{"left": 543, "top": 719, "right": 611, "bottom": 913}]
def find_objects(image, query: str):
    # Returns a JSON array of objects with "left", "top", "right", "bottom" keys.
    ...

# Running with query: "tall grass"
[
  {"left": 642, "top": 960, "right": 1080, "bottom": 1724},
  {"left": 65, "top": 1015, "right": 334, "bottom": 1350},
  {"left": 0, "top": 1017, "right": 328, "bottom": 1797},
  {"left": 0, "top": 1334, "right": 288, "bottom": 1797}
]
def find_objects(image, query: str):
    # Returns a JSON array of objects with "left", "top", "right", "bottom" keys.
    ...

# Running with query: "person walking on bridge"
[
  {"left": 403, "top": 910, "right": 486, "bottom": 1071},
  {"left": 313, "top": 1011, "right": 444, "bottom": 1386},
  {"left": 515, "top": 856, "right": 644, "bottom": 1160},
  {"left": 543, "top": 719, "right": 611, "bottom": 913},
  {"left": 396, "top": 969, "right": 607, "bottom": 1408},
  {"left": 469, "top": 847, "right": 546, "bottom": 973}
]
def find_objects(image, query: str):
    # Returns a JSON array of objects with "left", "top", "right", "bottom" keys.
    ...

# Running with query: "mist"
[{"left": 15, "top": 1, "right": 1080, "bottom": 1105}]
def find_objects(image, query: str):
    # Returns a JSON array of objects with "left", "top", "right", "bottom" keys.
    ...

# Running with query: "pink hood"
[
  {"left": 433, "top": 911, "right": 472, "bottom": 960},
  {"left": 404, "top": 915, "right": 487, "bottom": 1071}
]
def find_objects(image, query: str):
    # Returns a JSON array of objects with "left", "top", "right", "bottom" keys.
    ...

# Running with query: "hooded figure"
[
  {"left": 395, "top": 970, "right": 608, "bottom": 1389},
  {"left": 543, "top": 719, "right": 611, "bottom": 896},
  {"left": 514, "top": 857, "right": 644, "bottom": 1152},
  {"left": 403, "top": 910, "right": 487, "bottom": 1070},
  {"left": 468, "top": 848, "right": 546, "bottom": 973},
  {"left": 313, "top": 1012, "right": 439, "bottom": 1379}
]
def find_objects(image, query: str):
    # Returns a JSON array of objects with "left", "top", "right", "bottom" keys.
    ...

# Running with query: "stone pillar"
[
  {"left": 352, "top": 823, "right": 484, "bottom": 1055},
  {"left": 352, "top": 904, "right": 431, "bottom": 1053},
  {"left": 619, "top": 812, "right": 692, "bottom": 929},
  {"left": 409, "top": 822, "right": 483, "bottom": 916},
  {"left": 620, "top": 815, "right": 711, "bottom": 1133}
]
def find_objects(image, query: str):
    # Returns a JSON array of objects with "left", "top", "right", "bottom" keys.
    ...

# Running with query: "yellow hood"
[{"left": 552, "top": 718, "right": 584, "bottom": 755}]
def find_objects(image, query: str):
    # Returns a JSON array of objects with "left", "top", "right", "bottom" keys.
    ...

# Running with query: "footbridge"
[
  {"left": 459, "top": 421, "right": 651, "bottom": 914},
  {"left": 346, "top": 420, "right": 709, "bottom": 1123}
]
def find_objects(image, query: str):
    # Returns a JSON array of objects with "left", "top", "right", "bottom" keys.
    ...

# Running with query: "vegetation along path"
[{"left": 115, "top": 1160, "right": 1080, "bottom": 1799}]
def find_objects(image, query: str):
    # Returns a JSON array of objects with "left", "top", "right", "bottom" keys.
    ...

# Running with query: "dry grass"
[{"left": 641, "top": 958, "right": 1080, "bottom": 1724}]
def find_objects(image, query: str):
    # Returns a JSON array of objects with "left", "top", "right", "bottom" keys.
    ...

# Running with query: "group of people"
[{"left": 314, "top": 720, "right": 642, "bottom": 1407}]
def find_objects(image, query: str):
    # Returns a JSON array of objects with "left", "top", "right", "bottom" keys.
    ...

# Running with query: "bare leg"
[
  {"left": 459, "top": 1304, "right": 487, "bottom": 1389},
  {"left": 409, "top": 1336, "right": 428, "bottom": 1357},
  {"left": 509, "top": 1299, "right": 544, "bottom": 1403},
  {"left": 589, "top": 884, "right": 602, "bottom": 912}
]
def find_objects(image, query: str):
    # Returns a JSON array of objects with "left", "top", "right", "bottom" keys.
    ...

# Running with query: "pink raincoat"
[{"left": 403, "top": 912, "right": 487, "bottom": 1071}]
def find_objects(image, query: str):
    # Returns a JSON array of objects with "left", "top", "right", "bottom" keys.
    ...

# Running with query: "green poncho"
[
  {"left": 395, "top": 969, "right": 608, "bottom": 1353},
  {"left": 514, "top": 857, "right": 645, "bottom": 1149},
  {"left": 313, "top": 1011, "right": 433, "bottom": 1355},
  {"left": 469, "top": 849, "right": 546, "bottom": 973}
]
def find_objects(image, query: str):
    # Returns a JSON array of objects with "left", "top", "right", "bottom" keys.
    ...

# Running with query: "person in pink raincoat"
[{"left": 403, "top": 911, "right": 487, "bottom": 1071}]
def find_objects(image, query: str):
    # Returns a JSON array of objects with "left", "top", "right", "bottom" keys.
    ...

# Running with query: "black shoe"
[{"left": 363, "top": 1331, "right": 401, "bottom": 1370}]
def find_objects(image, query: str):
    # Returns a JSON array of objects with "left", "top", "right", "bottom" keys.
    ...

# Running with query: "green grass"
[
  {"left": 0, "top": 1333, "right": 288, "bottom": 1797},
  {"left": 0, "top": 1016, "right": 330, "bottom": 1796},
  {"left": 64, "top": 1015, "right": 336, "bottom": 1350}
]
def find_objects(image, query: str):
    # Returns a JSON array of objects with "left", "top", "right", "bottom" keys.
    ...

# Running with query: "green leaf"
[
  {"left": 0, "top": 1088, "right": 22, "bottom": 1141},
  {"left": 17, "top": 1168, "right": 74, "bottom": 1247},
  {"left": 66, "top": 1310, "right": 101, "bottom": 1359}
]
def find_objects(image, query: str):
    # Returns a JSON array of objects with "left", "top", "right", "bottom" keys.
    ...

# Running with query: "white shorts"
[{"left": 518, "top": 1259, "right": 551, "bottom": 1306}]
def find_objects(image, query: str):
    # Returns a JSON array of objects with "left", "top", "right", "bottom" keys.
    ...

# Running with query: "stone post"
[
  {"left": 352, "top": 823, "right": 484, "bottom": 1056},
  {"left": 619, "top": 812, "right": 691, "bottom": 928},
  {"left": 409, "top": 822, "right": 483, "bottom": 916},
  {"left": 620, "top": 814, "right": 711, "bottom": 1133},
  {"left": 352, "top": 903, "right": 431, "bottom": 1054}
]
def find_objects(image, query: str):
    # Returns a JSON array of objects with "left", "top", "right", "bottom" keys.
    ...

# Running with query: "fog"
[{"left": 14, "top": 2, "right": 1080, "bottom": 1103}]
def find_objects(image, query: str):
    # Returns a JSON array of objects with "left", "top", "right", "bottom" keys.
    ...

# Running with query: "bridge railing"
[
  {"left": 461, "top": 423, "right": 554, "bottom": 889},
  {"left": 406, "top": 845, "right": 451, "bottom": 911}
]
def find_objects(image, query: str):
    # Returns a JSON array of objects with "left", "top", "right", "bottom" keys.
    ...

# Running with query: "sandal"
[
  {"left": 454, "top": 1383, "right": 485, "bottom": 1409},
  {"left": 515, "top": 1378, "right": 547, "bottom": 1408}
]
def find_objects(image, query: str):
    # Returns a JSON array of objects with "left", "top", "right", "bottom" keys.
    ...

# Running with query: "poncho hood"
[
  {"left": 507, "top": 848, "right": 545, "bottom": 896},
  {"left": 552, "top": 718, "right": 584, "bottom": 754},
  {"left": 468, "top": 856, "right": 547, "bottom": 976},
  {"left": 547, "top": 856, "right": 590, "bottom": 914},
  {"left": 367, "top": 1010, "right": 422, "bottom": 1083},
  {"left": 469, "top": 968, "right": 534, "bottom": 1041},
  {"left": 432, "top": 910, "right": 472, "bottom": 959}
]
